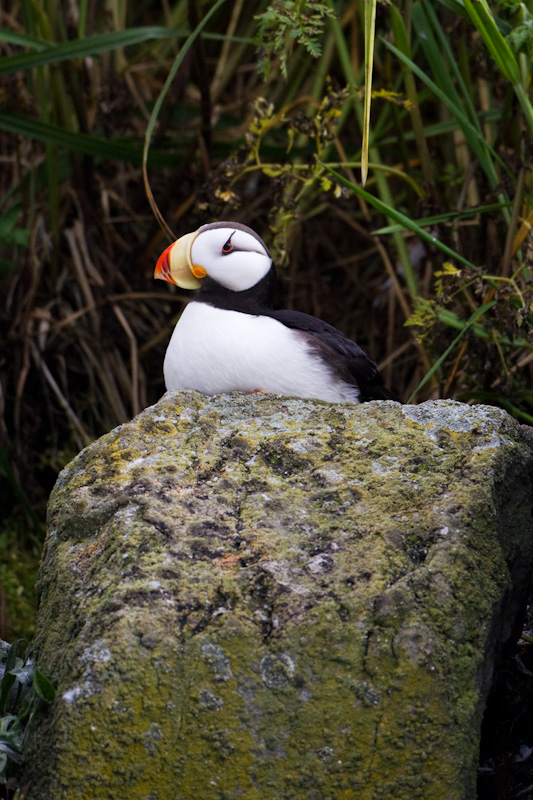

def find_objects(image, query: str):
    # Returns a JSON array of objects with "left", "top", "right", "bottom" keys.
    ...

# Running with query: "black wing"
[{"left": 270, "top": 309, "right": 401, "bottom": 402}]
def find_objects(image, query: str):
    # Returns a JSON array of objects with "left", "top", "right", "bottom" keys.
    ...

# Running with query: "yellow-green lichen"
[{"left": 25, "top": 393, "right": 533, "bottom": 800}]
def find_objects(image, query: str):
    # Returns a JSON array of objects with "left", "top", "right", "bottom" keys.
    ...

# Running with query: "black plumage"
[
  {"left": 270, "top": 310, "right": 400, "bottom": 402},
  {"left": 195, "top": 269, "right": 400, "bottom": 403}
]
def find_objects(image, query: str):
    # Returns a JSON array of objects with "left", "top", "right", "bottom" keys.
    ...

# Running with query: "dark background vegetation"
[{"left": 0, "top": 0, "right": 532, "bottom": 796}]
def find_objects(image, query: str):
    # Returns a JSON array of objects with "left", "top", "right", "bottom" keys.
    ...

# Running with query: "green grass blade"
[
  {"left": 407, "top": 301, "right": 497, "bottom": 402},
  {"left": 389, "top": 4, "right": 434, "bottom": 184},
  {"left": 328, "top": 12, "right": 419, "bottom": 297},
  {"left": 463, "top": 0, "right": 520, "bottom": 83},
  {"left": 436, "top": 0, "right": 470, "bottom": 21},
  {"left": 0, "top": 28, "right": 51, "bottom": 49},
  {"left": 379, "top": 109, "right": 503, "bottom": 146},
  {"left": 0, "top": 27, "right": 180, "bottom": 75},
  {"left": 436, "top": 308, "right": 531, "bottom": 348},
  {"left": 460, "top": 0, "right": 533, "bottom": 132},
  {"left": 319, "top": 161, "right": 479, "bottom": 271},
  {"left": 374, "top": 202, "right": 511, "bottom": 234},
  {"left": 381, "top": 38, "right": 512, "bottom": 182},
  {"left": 0, "top": 110, "right": 182, "bottom": 166},
  {"left": 415, "top": 0, "right": 479, "bottom": 129},
  {"left": 412, "top": 3, "right": 464, "bottom": 112},
  {"left": 361, "top": 0, "right": 377, "bottom": 187}
]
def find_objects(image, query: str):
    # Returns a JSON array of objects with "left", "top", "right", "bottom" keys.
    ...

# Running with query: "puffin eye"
[{"left": 221, "top": 232, "right": 235, "bottom": 255}]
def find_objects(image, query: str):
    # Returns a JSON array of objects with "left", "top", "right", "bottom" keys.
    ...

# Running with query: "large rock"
[{"left": 26, "top": 393, "right": 533, "bottom": 800}]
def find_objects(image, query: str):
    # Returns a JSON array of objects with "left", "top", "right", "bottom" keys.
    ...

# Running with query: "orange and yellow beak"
[{"left": 154, "top": 230, "right": 206, "bottom": 290}]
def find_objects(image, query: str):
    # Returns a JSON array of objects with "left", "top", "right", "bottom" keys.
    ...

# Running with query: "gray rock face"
[{"left": 27, "top": 394, "right": 533, "bottom": 800}]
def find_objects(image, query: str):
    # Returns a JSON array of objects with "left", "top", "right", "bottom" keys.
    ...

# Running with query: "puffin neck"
[{"left": 193, "top": 268, "right": 276, "bottom": 314}]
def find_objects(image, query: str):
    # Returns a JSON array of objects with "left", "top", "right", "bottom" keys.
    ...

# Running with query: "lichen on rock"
[{"left": 25, "top": 393, "right": 533, "bottom": 799}]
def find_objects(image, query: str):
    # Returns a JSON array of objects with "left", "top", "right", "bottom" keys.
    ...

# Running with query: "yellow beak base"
[{"left": 154, "top": 231, "right": 202, "bottom": 290}]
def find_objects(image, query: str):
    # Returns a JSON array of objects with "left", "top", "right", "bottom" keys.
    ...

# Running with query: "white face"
[{"left": 190, "top": 226, "right": 272, "bottom": 292}]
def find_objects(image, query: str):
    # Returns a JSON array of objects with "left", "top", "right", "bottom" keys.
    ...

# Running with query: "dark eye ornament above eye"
[{"left": 222, "top": 232, "right": 235, "bottom": 255}]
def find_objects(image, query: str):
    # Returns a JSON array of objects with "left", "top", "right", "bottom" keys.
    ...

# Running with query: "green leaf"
[
  {"left": 0, "top": 640, "right": 26, "bottom": 712},
  {"left": 33, "top": 668, "right": 55, "bottom": 703},
  {"left": 0, "top": 206, "right": 30, "bottom": 246},
  {"left": 0, "top": 729, "right": 23, "bottom": 761},
  {"left": 0, "top": 674, "right": 16, "bottom": 714},
  {"left": 506, "top": 16, "right": 533, "bottom": 54}
]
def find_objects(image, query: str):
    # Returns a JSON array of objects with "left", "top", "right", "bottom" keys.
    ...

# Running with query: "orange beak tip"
[
  {"left": 154, "top": 231, "right": 202, "bottom": 290},
  {"left": 154, "top": 244, "right": 175, "bottom": 284}
]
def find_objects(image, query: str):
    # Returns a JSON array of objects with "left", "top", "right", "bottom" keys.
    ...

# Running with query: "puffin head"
[{"left": 154, "top": 221, "right": 272, "bottom": 293}]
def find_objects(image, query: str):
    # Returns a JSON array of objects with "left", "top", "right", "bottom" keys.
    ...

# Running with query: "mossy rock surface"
[{"left": 26, "top": 393, "right": 533, "bottom": 800}]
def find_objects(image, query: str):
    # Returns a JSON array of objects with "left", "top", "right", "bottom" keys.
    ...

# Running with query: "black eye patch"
[{"left": 222, "top": 232, "right": 236, "bottom": 254}]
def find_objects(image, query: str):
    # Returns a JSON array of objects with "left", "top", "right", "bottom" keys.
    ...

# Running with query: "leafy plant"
[
  {"left": 254, "top": 0, "right": 335, "bottom": 79},
  {"left": 0, "top": 640, "right": 55, "bottom": 790}
]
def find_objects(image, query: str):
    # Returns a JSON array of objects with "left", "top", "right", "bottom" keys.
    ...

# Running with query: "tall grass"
[{"left": 0, "top": 0, "right": 532, "bottom": 639}]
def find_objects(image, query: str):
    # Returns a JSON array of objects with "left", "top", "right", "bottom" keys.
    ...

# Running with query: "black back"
[
  {"left": 195, "top": 268, "right": 401, "bottom": 403},
  {"left": 270, "top": 309, "right": 400, "bottom": 402}
]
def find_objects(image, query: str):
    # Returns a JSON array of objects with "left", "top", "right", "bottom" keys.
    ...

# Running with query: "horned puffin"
[{"left": 154, "top": 221, "right": 399, "bottom": 403}]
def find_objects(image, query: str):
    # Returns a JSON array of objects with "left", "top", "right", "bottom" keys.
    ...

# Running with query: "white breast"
[{"left": 164, "top": 302, "right": 360, "bottom": 403}]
